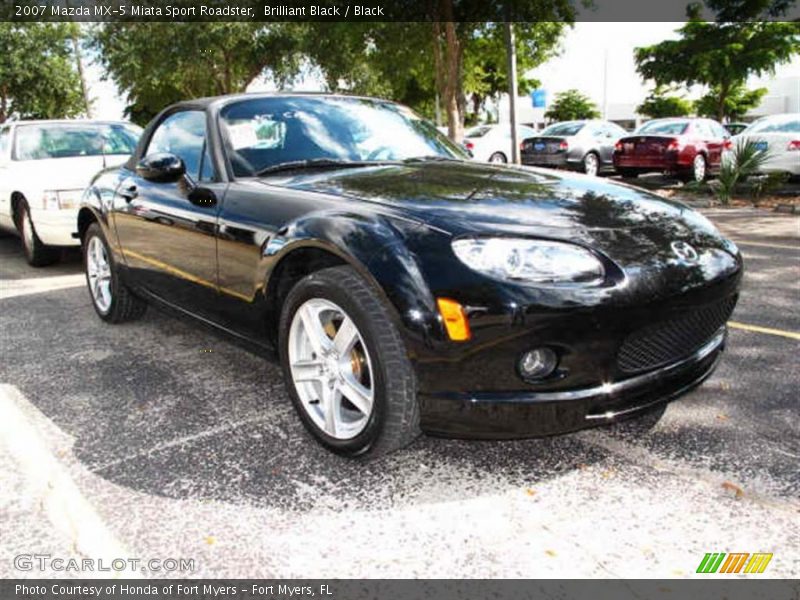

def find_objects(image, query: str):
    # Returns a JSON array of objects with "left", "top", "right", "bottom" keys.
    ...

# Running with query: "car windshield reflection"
[{"left": 219, "top": 96, "right": 467, "bottom": 177}]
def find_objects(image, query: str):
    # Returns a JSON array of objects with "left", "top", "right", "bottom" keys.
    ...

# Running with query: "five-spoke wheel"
[
  {"left": 279, "top": 266, "right": 419, "bottom": 457},
  {"left": 288, "top": 298, "right": 375, "bottom": 440}
]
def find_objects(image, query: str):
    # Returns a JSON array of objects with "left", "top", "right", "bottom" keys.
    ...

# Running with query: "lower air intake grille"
[{"left": 617, "top": 296, "right": 736, "bottom": 374}]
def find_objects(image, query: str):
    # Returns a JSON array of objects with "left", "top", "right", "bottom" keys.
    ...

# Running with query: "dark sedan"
[
  {"left": 77, "top": 94, "right": 742, "bottom": 457},
  {"left": 613, "top": 117, "right": 732, "bottom": 182},
  {"left": 521, "top": 120, "right": 627, "bottom": 176}
]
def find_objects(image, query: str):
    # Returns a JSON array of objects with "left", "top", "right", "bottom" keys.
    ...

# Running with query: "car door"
[
  {"left": 599, "top": 123, "right": 625, "bottom": 164},
  {"left": 112, "top": 110, "right": 225, "bottom": 316},
  {"left": 697, "top": 120, "right": 724, "bottom": 169},
  {"left": 0, "top": 126, "right": 14, "bottom": 230}
]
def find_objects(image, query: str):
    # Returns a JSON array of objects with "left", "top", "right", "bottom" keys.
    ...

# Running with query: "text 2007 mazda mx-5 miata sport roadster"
[{"left": 78, "top": 94, "right": 742, "bottom": 457}]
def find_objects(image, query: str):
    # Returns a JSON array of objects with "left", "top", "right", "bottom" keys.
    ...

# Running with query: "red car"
[{"left": 613, "top": 118, "right": 732, "bottom": 182}]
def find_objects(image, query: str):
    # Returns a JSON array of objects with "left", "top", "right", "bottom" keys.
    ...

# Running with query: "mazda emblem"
[{"left": 671, "top": 241, "right": 699, "bottom": 261}]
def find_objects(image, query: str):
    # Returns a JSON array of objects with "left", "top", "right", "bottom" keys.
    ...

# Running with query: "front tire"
[
  {"left": 683, "top": 154, "right": 707, "bottom": 183},
  {"left": 17, "top": 200, "right": 59, "bottom": 267},
  {"left": 582, "top": 152, "right": 600, "bottom": 176},
  {"left": 278, "top": 266, "right": 419, "bottom": 457},
  {"left": 83, "top": 223, "right": 147, "bottom": 323}
]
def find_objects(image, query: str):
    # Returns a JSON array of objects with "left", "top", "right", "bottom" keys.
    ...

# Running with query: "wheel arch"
[{"left": 260, "top": 215, "right": 435, "bottom": 346}]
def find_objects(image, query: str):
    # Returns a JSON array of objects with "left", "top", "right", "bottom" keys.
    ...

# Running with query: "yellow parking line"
[
  {"left": 729, "top": 321, "right": 800, "bottom": 341},
  {"left": 733, "top": 240, "right": 799, "bottom": 251}
]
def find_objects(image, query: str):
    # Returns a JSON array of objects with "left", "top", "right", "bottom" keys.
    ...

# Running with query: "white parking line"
[
  {"left": 0, "top": 274, "right": 85, "bottom": 300},
  {"left": 0, "top": 384, "right": 139, "bottom": 578}
]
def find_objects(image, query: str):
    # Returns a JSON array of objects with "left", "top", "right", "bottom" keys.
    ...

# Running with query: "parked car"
[
  {"left": 78, "top": 94, "right": 741, "bottom": 457},
  {"left": 724, "top": 122, "right": 748, "bottom": 136},
  {"left": 463, "top": 123, "right": 538, "bottom": 163},
  {"left": 520, "top": 120, "right": 628, "bottom": 176},
  {"left": 613, "top": 117, "right": 731, "bottom": 182},
  {"left": 734, "top": 113, "right": 800, "bottom": 177},
  {"left": 0, "top": 120, "right": 142, "bottom": 266}
]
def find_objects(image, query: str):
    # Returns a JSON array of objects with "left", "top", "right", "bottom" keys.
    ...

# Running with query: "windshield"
[
  {"left": 13, "top": 123, "right": 142, "bottom": 161},
  {"left": 220, "top": 96, "right": 467, "bottom": 177},
  {"left": 744, "top": 115, "right": 800, "bottom": 134},
  {"left": 541, "top": 122, "right": 584, "bottom": 137},
  {"left": 636, "top": 120, "right": 690, "bottom": 135}
]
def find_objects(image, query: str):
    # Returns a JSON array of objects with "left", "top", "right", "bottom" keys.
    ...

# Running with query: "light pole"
[{"left": 505, "top": 22, "right": 519, "bottom": 164}]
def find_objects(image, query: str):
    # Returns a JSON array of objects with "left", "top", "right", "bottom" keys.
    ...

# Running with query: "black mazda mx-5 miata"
[{"left": 78, "top": 94, "right": 742, "bottom": 457}]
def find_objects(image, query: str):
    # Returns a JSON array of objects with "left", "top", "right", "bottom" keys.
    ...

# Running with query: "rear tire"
[
  {"left": 617, "top": 168, "right": 638, "bottom": 179},
  {"left": 17, "top": 200, "right": 59, "bottom": 267},
  {"left": 489, "top": 152, "right": 507, "bottom": 164},
  {"left": 83, "top": 223, "right": 147, "bottom": 323},
  {"left": 607, "top": 404, "right": 667, "bottom": 438},
  {"left": 278, "top": 265, "right": 420, "bottom": 458}
]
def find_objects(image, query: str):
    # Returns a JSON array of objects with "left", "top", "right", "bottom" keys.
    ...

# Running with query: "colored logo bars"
[{"left": 696, "top": 552, "right": 773, "bottom": 574}]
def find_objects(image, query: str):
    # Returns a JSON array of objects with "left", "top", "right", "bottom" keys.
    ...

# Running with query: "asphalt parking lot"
[{"left": 0, "top": 208, "right": 798, "bottom": 579}]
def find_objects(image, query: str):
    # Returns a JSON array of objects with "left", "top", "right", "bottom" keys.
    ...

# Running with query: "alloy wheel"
[
  {"left": 584, "top": 153, "right": 599, "bottom": 176},
  {"left": 86, "top": 236, "right": 112, "bottom": 314},
  {"left": 693, "top": 155, "right": 706, "bottom": 182},
  {"left": 288, "top": 298, "right": 375, "bottom": 440}
]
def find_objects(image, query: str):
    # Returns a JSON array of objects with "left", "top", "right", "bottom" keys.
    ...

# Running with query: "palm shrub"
[{"left": 715, "top": 139, "right": 772, "bottom": 205}]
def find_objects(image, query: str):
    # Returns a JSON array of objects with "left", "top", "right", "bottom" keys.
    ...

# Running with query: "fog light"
[{"left": 519, "top": 348, "right": 558, "bottom": 380}]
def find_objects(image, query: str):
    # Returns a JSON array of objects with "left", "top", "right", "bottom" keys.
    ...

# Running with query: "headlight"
[
  {"left": 451, "top": 237, "right": 605, "bottom": 285},
  {"left": 41, "top": 190, "right": 82, "bottom": 210}
]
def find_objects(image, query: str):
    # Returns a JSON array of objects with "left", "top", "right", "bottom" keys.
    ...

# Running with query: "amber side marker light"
[{"left": 436, "top": 297, "right": 472, "bottom": 341}]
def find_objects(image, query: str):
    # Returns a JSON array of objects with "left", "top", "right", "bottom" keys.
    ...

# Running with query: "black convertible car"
[{"left": 78, "top": 94, "right": 742, "bottom": 457}]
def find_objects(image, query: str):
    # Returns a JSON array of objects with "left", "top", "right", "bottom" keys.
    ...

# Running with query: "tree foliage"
[
  {"left": 637, "top": 87, "right": 694, "bottom": 118},
  {"left": 694, "top": 83, "right": 767, "bottom": 121},
  {"left": 0, "top": 23, "right": 85, "bottom": 123},
  {"left": 544, "top": 89, "right": 600, "bottom": 122},
  {"left": 635, "top": 2, "right": 799, "bottom": 122},
  {"left": 303, "top": 19, "right": 570, "bottom": 141},
  {"left": 90, "top": 22, "right": 303, "bottom": 124}
]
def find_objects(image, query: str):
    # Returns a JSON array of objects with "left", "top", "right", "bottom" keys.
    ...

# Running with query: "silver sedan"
[{"left": 521, "top": 120, "right": 628, "bottom": 176}]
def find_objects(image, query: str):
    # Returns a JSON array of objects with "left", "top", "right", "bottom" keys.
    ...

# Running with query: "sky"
[{"left": 85, "top": 22, "right": 800, "bottom": 121}]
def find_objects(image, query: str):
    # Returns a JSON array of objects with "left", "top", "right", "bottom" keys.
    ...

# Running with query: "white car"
[
  {"left": 734, "top": 113, "right": 800, "bottom": 176},
  {"left": 463, "top": 123, "right": 538, "bottom": 163},
  {"left": 0, "top": 120, "right": 142, "bottom": 266}
]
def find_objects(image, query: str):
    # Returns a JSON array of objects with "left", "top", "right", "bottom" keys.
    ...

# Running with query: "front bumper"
[
  {"left": 419, "top": 329, "right": 726, "bottom": 439},
  {"left": 29, "top": 207, "right": 80, "bottom": 247}
]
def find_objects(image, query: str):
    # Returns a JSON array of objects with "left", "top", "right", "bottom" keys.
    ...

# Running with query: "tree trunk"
[
  {"left": 717, "top": 81, "right": 730, "bottom": 123},
  {"left": 431, "top": 0, "right": 463, "bottom": 142}
]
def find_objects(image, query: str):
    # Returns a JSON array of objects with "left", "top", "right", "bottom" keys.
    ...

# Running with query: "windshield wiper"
[
  {"left": 402, "top": 155, "right": 463, "bottom": 164},
  {"left": 255, "top": 158, "right": 391, "bottom": 176}
]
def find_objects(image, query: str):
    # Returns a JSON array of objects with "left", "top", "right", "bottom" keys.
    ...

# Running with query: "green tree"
[
  {"left": 304, "top": 19, "right": 571, "bottom": 140},
  {"left": 635, "top": 1, "right": 799, "bottom": 122},
  {"left": 637, "top": 87, "right": 694, "bottom": 118},
  {"left": 0, "top": 23, "right": 85, "bottom": 123},
  {"left": 544, "top": 89, "right": 600, "bottom": 122},
  {"left": 462, "top": 22, "right": 566, "bottom": 123},
  {"left": 90, "top": 22, "right": 303, "bottom": 124},
  {"left": 694, "top": 83, "right": 767, "bottom": 121}
]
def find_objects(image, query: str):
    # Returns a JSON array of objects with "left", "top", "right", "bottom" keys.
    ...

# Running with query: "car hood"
[
  {"left": 265, "top": 160, "right": 740, "bottom": 287},
  {"left": 10, "top": 155, "right": 130, "bottom": 191},
  {"left": 271, "top": 160, "right": 717, "bottom": 234}
]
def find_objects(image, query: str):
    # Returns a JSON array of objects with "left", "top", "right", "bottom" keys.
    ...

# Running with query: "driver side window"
[{"left": 147, "top": 111, "right": 215, "bottom": 181}]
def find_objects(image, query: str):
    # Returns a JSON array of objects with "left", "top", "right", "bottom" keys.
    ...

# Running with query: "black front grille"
[{"left": 617, "top": 296, "right": 737, "bottom": 374}]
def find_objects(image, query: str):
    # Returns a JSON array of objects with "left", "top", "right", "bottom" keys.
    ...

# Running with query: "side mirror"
[{"left": 136, "top": 152, "right": 186, "bottom": 183}]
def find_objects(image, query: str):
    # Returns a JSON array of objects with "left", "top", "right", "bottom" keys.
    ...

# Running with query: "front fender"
[{"left": 263, "top": 211, "right": 446, "bottom": 348}]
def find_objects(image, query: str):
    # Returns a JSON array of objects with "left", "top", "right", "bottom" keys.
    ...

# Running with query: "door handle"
[{"left": 120, "top": 185, "right": 138, "bottom": 202}]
